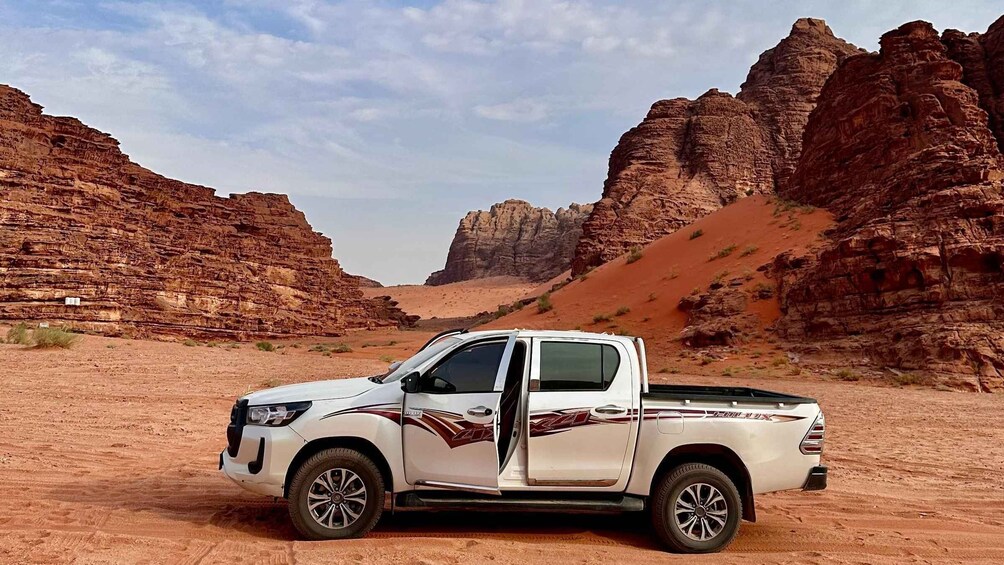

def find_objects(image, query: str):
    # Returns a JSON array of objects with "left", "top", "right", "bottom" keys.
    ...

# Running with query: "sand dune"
[{"left": 485, "top": 196, "right": 832, "bottom": 360}]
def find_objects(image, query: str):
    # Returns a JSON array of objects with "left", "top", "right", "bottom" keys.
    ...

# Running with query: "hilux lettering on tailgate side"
[{"left": 641, "top": 408, "right": 806, "bottom": 423}]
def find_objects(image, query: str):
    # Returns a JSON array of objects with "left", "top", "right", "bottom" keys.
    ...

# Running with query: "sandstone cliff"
[
  {"left": 0, "top": 85, "right": 410, "bottom": 338},
  {"left": 775, "top": 20, "right": 1004, "bottom": 391},
  {"left": 427, "top": 199, "right": 592, "bottom": 285},
  {"left": 572, "top": 18, "right": 861, "bottom": 275}
]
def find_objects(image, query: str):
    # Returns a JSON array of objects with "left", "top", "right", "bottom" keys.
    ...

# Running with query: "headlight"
[{"left": 246, "top": 401, "right": 312, "bottom": 426}]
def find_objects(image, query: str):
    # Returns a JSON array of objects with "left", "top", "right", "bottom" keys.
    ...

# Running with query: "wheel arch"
[
  {"left": 284, "top": 436, "right": 394, "bottom": 498},
  {"left": 650, "top": 443, "right": 756, "bottom": 522}
]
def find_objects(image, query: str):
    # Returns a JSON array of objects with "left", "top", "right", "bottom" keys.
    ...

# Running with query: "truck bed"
[{"left": 644, "top": 384, "right": 816, "bottom": 405}]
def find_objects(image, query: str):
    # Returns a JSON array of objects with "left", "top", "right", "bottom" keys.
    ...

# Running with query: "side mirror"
[
  {"left": 387, "top": 361, "right": 402, "bottom": 372},
  {"left": 400, "top": 371, "right": 421, "bottom": 394}
]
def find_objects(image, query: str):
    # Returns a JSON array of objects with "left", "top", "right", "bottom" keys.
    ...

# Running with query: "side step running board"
[{"left": 396, "top": 492, "right": 646, "bottom": 514}]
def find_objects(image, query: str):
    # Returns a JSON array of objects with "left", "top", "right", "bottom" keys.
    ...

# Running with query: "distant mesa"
[
  {"left": 0, "top": 84, "right": 411, "bottom": 338},
  {"left": 427, "top": 199, "right": 592, "bottom": 285},
  {"left": 347, "top": 274, "right": 384, "bottom": 288},
  {"left": 571, "top": 18, "right": 863, "bottom": 276}
]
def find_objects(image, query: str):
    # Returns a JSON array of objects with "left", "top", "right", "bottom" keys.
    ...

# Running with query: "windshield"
[{"left": 380, "top": 336, "right": 461, "bottom": 383}]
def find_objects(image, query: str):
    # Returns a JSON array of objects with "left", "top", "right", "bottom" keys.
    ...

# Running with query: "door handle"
[
  {"left": 467, "top": 406, "right": 493, "bottom": 417},
  {"left": 594, "top": 404, "right": 627, "bottom": 415}
]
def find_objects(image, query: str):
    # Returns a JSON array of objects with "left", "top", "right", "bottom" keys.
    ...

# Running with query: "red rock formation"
[
  {"left": 427, "top": 199, "right": 591, "bottom": 285},
  {"left": 943, "top": 15, "right": 1004, "bottom": 153},
  {"left": 572, "top": 19, "right": 860, "bottom": 275},
  {"left": 775, "top": 21, "right": 1004, "bottom": 391},
  {"left": 0, "top": 85, "right": 409, "bottom": 338}
]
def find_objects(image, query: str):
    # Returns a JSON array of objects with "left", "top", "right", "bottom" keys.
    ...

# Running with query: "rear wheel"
[
  {"left": 650, "top": 463, "right": 741, "bottom": 553},
  {"left": 288, "top": 448, "right": 385, "bottom": 540}
]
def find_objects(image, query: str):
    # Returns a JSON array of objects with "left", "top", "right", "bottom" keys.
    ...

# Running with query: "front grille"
[{"left": 226, "top": 399, "right": 249, "bottom": 457}]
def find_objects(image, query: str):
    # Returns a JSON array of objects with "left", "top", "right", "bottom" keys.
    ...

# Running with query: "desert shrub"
[
  {"left": 658, "top": 367, "right": 670, "bottom": 374},
  {"left": 537, "top": 293, "right": 553, "bottom": 314},
  {"left": 721, "top": 367, "right": 734, "bottom": 377},
  {"left": 689, "top": 229, "right": 704, "bottom": 240},
  {"left": 709, "top": 244, "right": 737, "bottom": 261},
  {"left": 666, "top": 266, "right": 679, "bottom": 279},
  {"left": 260, "top": 378, "right": 282, "bottom": 388},
  {"left": 32, "top": 327, "right": 80, "bottom": 349},
  {"left": 752, "top": 282, "right": 775, "bottom": 300},
  {"left": 647, "top": 293, "right": 657, "bottom": 302},
  {"left": 379, "top": 355, "right": 395, "bottom": 363},
  {"left": 835, "top": 368, "right": 860, "bottom": 381},
  {"left": 891, "top": 372, "right": 931, "bottom": 386},
  {"left": 310, "top": 344, "right": 330, "bottom": 353},
  {"left": 182, "top": 339, "right": 198, "bottom": 347},
  {"left": 739, "top": 245, "right": 758, "bottom": 257},
  {"left": 641, "top": 316, "right": 651, "bottom": 322},
  {"left": 5, "top": 323, "right": 30, "bottom": 345},
  {"left": 592, "top": 313, "right": 611, "bottom": 323},
  {"left": 255, "top": 341, "right": 275, "bottom": 352},
  {"left": 741, "top": 270, "right": 755, "bottom": 282},
  {"left": 206, "top": 341, "right": 219, "bottom": 348},
  {"left": 771, "top": 356, "right": 788, "bottom": 367},
  {"left": 615, "top": 306, "right": 630, "bottom": 316},
  {"left": 332, "top": 343, "right": 352, "bottom": 353},
  {"left": 626, "top": 246, "right": 644, "bottom": 264},
  {"left": 494, "top": 304, "right": 512, "bottom": 319}
]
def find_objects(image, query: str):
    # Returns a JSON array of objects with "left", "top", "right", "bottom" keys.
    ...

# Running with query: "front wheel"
[
  {"left": 650, "top": 463, "right": 742, "bottom": 553},
  {"left": 288, "top": 448, "right": 385, "bottom": 540}
]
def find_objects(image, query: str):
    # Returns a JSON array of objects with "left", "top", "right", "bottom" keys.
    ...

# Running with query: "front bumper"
[
  {"left": 802, "top": 465, "right": 827, "bottom": 491},
  {"left": 220, "top": 424, "right": 306, "bottom": 497}
]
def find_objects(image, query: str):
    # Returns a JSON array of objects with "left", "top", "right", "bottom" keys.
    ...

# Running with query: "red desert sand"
[
  {"left": 363, "top": 276, "right": 537, "bottom": 320},
  {"left": 1, "top": 327, "right": 1003, "bottom": 564}
]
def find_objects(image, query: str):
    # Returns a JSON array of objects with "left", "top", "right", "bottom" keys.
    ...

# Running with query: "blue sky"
[{"left": 1, "top": 1, "right": 1001, "bottom": 284}]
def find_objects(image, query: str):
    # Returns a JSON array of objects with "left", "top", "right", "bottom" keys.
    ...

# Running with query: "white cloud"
[{"left": 474, "top": 98, "right": 548, "bottom": 122}]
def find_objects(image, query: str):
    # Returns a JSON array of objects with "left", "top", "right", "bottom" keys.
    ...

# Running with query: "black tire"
[
  {"left": 288, "top": 448, "right": 385, "bottom": 540},
  {"left": 650, "top": 463, "right": 742, "bottom": 553}
]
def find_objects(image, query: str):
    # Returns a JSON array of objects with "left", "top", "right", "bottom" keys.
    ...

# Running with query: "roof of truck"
[{"left": 457, "top": 328, "right": 638, "bottom": 344}]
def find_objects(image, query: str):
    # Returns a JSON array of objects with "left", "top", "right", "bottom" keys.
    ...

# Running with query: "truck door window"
[
  {"left": 538, "top": 342, "right": 620, "bottom": 391},
  {"left": 424, "top": 340, "right": 506, "bottom": 393}
]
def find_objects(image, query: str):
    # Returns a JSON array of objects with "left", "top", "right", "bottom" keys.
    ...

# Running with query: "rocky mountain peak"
[
  {"left": 427, "top": 199, "right": 592, "bottom": 285},
  {"left": 571, "top": 19, "right": 860, "bottom": 275}
]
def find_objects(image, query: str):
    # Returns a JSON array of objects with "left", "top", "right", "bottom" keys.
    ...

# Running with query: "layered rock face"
[
  {"left": 427, "top": 199, "right": 592, "bottom": 285},
  {"left": 775, "top": 21, "right": 1004, "bottom": 391},
  {"left": 572, "top": 19, "right": 860, "bottom": 275},
  {"left": 943, "top": 16, "right": 1004, "bottom": 153},
  {"left": 0, "top": 85, "right": 407, "bottom": 338}
]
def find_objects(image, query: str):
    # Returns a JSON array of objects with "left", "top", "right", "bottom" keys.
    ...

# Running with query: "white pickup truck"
[{"left": 221, "top": 329, "right": 826, "bottom": 553}]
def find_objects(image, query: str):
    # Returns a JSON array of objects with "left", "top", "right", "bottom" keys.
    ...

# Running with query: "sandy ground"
[
  {"left": 362, "top": 277, "right": 537, "bottom": 319},
  {"left": 2, "top": 329, "right": 1003, "bottom": 564}
]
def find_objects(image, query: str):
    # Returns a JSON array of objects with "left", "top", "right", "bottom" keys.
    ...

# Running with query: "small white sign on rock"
[{"left": 64, "top": 297, "right": 81, "bottom": 306}]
